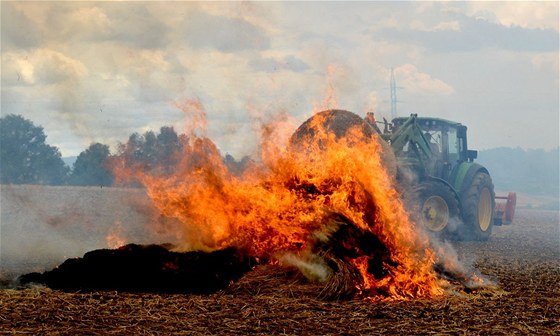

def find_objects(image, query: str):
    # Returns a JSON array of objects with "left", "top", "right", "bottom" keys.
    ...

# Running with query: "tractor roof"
[{"left": 392, "top": 115, "right": 464, "bottom": 129}]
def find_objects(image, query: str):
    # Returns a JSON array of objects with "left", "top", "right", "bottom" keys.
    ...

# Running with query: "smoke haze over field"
[
  {"left": 1, "top": 1, "right": 558, "bottom": 158},
  {"left": 0, "top": 185, "right": 180, "bottom": 277}
]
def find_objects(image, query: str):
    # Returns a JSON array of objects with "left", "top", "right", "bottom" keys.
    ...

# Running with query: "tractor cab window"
[
  {"left": 447, "top": 128, "right": 460, "bottom": 163},
  {"left": 420, "top": 128, "right": 442, "bottom": 156},
  {"left": 419, "top": 126, "right": 443, "bottom": 178}
]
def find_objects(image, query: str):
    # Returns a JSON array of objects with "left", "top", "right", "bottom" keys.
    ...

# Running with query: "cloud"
[
  {"left": 467, "top": 2, "right": 559, "bottom": 31},
  {"left": 106, "top": 4, "right": 170, "bottom": 49},
  {"left": 0, "top": 2, "right": 42, "bottom": 49},
  {"left": 183, "top": 11, "right": 270, "bottom": 52},
  {"left": 2, "top": 49, "right": 88, "bottom": 85},
  {"left": 532, "top": 53, "right": 559, "bottom": 74},
  {"left": 381, "top": 12, "right": 559, "bottom": 52},
  {"left": 250, "top": 55, "right": 309, "bottom": 73},
  {"left": 42, "top": 4, "right": 113, "bottom": 43},
  {"left": 15, "top": 2, "right": 171, "bottom": 49},
  {"left": 410, "top": 20, "right": 461, "bottom": 32},
  {"left": 1, "top": 1, "right": 557, "bottom": 155},
  {"left": 395, "top": 64, "right": 454, "bottom": 95}
]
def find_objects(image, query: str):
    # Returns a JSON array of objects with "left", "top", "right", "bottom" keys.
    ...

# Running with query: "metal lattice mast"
[{"left": 390, "top": 68, "right": 397, "bottom": 118}]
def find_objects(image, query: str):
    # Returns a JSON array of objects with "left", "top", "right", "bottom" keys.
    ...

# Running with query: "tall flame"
[{"left": 113, "top": 105, "right": 444, "bottom": 300}]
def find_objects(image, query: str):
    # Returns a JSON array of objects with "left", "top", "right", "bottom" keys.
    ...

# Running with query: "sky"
[{"left": 1, "top": 1, "right": 559, "bottom": 158}]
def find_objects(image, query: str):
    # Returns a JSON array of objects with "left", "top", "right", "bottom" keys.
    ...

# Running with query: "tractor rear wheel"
[
  {"left": 461, "top": 172, "right": 495, "bottom": 241},
  {"left": 412, "top": 180, "right": 461, "bottom": 236}
]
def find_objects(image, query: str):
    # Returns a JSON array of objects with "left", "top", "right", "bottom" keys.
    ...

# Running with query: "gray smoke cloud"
[{"left": 0, "top": 185, "right": 180, "bottom": 281}]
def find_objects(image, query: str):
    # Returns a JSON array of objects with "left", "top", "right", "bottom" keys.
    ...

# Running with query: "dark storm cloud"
[
  {"left": 0, "top": 2, "right": 42, "bottom": 50},
  {"left": 184, "top": 12, "right": 270, "bottom": 52},
  {"left": 250, "top": 55, "right": 310, "bottom": 73},
  {"left": 380, "top": 14, "right": 559, "bottom": 53}
]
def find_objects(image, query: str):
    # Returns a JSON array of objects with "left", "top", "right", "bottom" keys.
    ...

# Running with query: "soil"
[{"left": 1, "top": 209, "right": 558, "bottom": 335}]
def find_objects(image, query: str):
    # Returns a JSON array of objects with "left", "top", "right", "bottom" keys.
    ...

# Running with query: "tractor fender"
[
  {"left": 419, "top": 175, "right": 462, "bottom": 209},
  {"left": 449, "top": 162, "right": 489, "bottom": 200},
  {"left": 420, "top": 175, "right": 460, "bottom": 199}
]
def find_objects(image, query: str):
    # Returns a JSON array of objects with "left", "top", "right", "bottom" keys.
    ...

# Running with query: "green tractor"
[{"left": 293, "top": 110, "right": 516, "bottom": 240}]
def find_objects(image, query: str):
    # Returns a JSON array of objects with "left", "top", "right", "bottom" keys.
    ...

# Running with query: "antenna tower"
[{"left": 390, "top": 68, "right": 397, "bottom": 118}]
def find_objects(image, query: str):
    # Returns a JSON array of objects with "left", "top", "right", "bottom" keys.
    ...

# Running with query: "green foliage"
[
  {"left": 478, "top": 147, "right": 560, "bottom": 197},
  {"left": 0, "top": 114, "right": 68, "bottom": 185},
  {"left": 116, "top": 126, "right": 183, "bottom": 178},
  {"left": 70, "top": 143, "right": 114, "bottom": 186}
]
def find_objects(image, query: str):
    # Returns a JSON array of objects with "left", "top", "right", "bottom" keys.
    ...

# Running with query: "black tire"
[
  {"left": 408, "top": 180, "right": 461, "bottom": 237},
  {"left": 460, "top": 172, "right": 495, "bottom": 241}
]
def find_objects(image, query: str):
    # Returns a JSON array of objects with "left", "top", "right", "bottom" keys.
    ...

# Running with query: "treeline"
[
  {"left": 0, "top": 114, "right": 248, "bottom": 187},
  {"left": 2, "top": 114, "right": 558, "bottom": 198},
  {"left": 478, "top": 147, "right": 559, "bottom": 198}
]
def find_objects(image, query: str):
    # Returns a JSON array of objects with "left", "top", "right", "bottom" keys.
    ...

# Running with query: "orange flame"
[
  {"left": 113, "top": 105, "right": 445, "bottom": 300},
  {"left": 106, "top": 220, "right": 126, "bottom": 249}
]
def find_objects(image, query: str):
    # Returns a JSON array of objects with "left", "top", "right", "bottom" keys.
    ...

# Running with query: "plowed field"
[{"left": 1, "top": 209, "right": 558, "bottom": 335}]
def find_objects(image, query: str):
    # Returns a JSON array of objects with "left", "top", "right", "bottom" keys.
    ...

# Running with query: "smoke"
[
  {"left": 278, "top": 252, "right": 332, "bottom": 282},
  {"left": 429, "top": 233, "right": 496, "bottom": 289},
  {"left": 393, "top": 162, "right": 494, "bottom": 288},
  {"left": 0, "top": 185, "right": 179, "bottom": 282},
  {"left": 173, "top": 98, "right": 209, "bottom": 138}
]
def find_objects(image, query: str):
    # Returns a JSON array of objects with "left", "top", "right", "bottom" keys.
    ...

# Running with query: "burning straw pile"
[{"left": 19, "top": 109, "right": 483, "bottom": 299}]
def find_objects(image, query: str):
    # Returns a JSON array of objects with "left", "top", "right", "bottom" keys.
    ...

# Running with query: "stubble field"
[{"left": 0, "top": 185, "right": 558, "bottom": 335}]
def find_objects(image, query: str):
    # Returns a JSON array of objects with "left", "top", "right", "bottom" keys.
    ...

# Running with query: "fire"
[
  {"left": 313, "top": 64, "right": 338, "bottom": 113},
  {"left": 106, "top": 220, "right": 126, "bottom": 249},
  {"left": 112, "top": 105, "right": 445, "bottom": 300}
]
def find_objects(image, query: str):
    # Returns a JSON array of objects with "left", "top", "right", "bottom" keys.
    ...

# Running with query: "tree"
[
  {"left": 142, "top": 130, "right": 159, "bottom": 169},
  {"left": 157, "top": 126, "right": 181, "bottom": 166},
  {"left": 70, "top": 143, "right": 114, "bottom": 186},
  {"left": 0, "top": 114, "right": 68, "bottom": 185},
  {"left": 115, "top": 126, "right": 183, "bottom": 177}
]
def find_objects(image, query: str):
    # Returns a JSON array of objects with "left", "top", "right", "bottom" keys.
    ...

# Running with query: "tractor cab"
[{"left": 390, "top": 116, "right": 476, "bottom": 181}]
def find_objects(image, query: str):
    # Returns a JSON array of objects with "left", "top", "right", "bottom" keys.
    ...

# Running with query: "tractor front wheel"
[
  {"left": 413, "top": 181, "right": 461, "bottom": 236},
  {"left": 461, "top": 172, "right": 496, "bottom": 241}
]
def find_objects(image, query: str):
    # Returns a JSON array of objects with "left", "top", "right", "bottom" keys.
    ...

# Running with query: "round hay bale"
[{"left": 290, "top": 109, "right": 397, "bottom": 178}]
